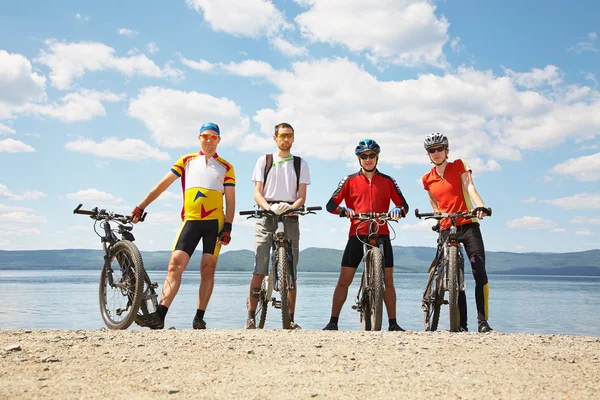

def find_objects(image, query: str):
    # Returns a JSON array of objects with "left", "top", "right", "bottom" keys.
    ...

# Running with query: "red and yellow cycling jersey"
[
  {"left": 171, "top": 152, "right": 235, "bottom": 221},
  {"left": 422, "top": 159, "right": 478, "bottom": 231}
]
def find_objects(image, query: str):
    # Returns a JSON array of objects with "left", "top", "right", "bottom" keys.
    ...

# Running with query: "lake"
[{"left": 0, "top": 270, "right": 598, "bottom": 336}]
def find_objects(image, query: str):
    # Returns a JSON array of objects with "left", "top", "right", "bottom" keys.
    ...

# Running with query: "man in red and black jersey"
[{"left": 323, "top": 139, "right": 409, "bottom": 331}]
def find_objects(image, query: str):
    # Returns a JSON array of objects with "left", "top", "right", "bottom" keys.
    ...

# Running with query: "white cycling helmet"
[{"left": 424, "top": 132, "right": 448, "bottom": 149}]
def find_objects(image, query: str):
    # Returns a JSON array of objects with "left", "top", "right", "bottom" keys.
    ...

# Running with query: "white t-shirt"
[{"left": 251, "top": 154, "right": 311, "bottom": 202}]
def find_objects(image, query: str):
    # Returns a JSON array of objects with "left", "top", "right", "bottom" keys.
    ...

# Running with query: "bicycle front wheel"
[
  {"left": 366, "top": 249, "right": 384, "bottom": 331},
  {"left": 277, "top": 246, "right": 291, "bottom": 329},
  {"left": 99, "top": 240, "right": 144, "bottom": 330},
  {"left": 447, "top": 245, "right": 459, "bottom": 332},
  {"left": 423, "top": 265, "right": 442, "bottom": 331},
  {"left": 256, "top": 276, "right": 269, "bottom": 329}
]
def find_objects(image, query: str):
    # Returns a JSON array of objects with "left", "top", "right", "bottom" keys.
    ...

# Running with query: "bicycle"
[
  {"left": 73, "top": 204, "right": 159, "bottom": 330},
  {"left": 415, "top": 207, "right": 492, "bottom": 332},
  {"left": 343, "top": 210, "right": 402, "bottom": 331},
  {"left": 239, "top": 205, "right": 321, "bottom": 329}
]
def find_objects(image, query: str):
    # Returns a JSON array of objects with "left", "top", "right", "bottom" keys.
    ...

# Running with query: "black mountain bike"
[
  {"left": 415, "top": 208, "right": 492, "bottom": 332},
  {"left": 239, "top": 206, "right": 321, "bottom": 329},
  {"left": 345, "top": 211, "right": 402, "bottom": 331},
  {"left": 73, "top": 204, "right": 158, "bottom": 330}
]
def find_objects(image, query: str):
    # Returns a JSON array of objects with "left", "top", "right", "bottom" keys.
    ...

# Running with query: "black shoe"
[
  {"left": 457, "top": 325, "right": 469, "bottom": 333},
  {"left": 193, "top": 317, "right": 207, "bottom": 330},
  {"left": 323, "top": 322, "right": 338, "bottom": 330},
  {"left": 478, "top": 320, "right": 493, "bottom": 333},
  {"left": 388, "top": 323, "right": 405, "bottom": 332},
  {"left": 135, "top": 312, "right": 164, "bottom": 330}
]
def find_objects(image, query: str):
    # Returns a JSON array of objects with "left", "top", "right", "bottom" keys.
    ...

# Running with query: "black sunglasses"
[
  {"left": 359, "top": 153, "right": 378, "bottom": 160},
  {"left": 427, "top": 146, "right": 446, "bottom": 154}
]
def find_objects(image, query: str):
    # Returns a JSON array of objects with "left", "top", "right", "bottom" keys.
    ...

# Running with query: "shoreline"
[{"left": 1, "top": 329, "right": 599, "bottom": 399}]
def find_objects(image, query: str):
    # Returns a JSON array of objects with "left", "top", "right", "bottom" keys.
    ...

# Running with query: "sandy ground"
[{"left": 1, "top": 329, "right": 599, "bottom": 400}]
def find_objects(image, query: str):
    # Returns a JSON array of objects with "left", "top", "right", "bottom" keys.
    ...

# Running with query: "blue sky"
[{"left": 1, "top": 0, "right": 599, "bottom": 253}]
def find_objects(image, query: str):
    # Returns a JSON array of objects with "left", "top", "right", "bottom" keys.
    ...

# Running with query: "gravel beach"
[{"left": 1, "top": 329, "right": 599, "bottom": 399}]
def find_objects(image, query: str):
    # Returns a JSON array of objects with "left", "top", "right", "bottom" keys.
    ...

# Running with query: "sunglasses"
[
  {"left": 201, "top": 134, "right": 219, "bottom": 141},
  {"left": 276, "top": 133, "right": 294, "bottom": 139},
  {"left": 427, "top": 146, "right": 446, "bottom": 154},
  {"left": 359, "top": 153, "right": 378, "bottom": 160}
]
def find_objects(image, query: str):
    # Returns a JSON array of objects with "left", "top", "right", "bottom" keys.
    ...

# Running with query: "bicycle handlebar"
[
  {"left": 239, "top": 205, "right": 322, "bottom": 217},
  {"left": 73, "top": 204, "right": 146, "bottom": 223},
  {"left": 414, "top": 207, "right": 492, "bottom": 220},
  {"left": 349, "top": 212, "right": 400, "bottom": 222}
]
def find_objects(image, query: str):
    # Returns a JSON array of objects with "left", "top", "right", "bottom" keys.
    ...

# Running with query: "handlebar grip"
[
  {"left": 306, "top": 206, "right": 322, "bottom": 211},
  {"left": 487, "top": 207, "right": 492, "bottom": 217},
  {"left": 139, "top": 212, "right": 147, "bottom": 222},
  {"left": 74, "top": 204, "right": 82, "bottom": 213},
  {"left": 472, "top": 207, "right": 492, "bottom": 217},
  {"left": 239, "top": 210, "right": 256, "bottom": 216},
  {"left": 414, "top": 208, "right": 419, "bottom": 218}
]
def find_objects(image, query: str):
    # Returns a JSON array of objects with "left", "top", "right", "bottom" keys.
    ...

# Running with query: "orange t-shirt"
[{"left": 422, "top": 159, "right": 478, "bottom": 231}]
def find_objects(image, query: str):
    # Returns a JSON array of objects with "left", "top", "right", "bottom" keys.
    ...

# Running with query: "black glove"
[{"left": 218, "top": 222, "right": 232, "bottom": 245}]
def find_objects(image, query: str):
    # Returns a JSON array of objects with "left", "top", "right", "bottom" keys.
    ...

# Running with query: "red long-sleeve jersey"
[{"left": 326, "top": 170, "right": 409, "bottom": 236}]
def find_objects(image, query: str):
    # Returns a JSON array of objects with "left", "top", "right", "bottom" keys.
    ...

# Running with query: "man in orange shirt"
[{"left": 421, "top": 133, "right": 492, "bottom": 333}]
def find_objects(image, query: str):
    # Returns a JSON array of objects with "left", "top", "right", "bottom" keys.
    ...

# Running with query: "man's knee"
[
  {"left": 470, "top": 255, "right": 488, "bottom": 283},
  {"left": 200, "top": 257, "right": 217, "bottom": 278}
]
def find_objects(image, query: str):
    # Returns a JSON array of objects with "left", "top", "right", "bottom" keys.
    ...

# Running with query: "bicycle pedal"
[
  {"left": 443, "top": 300, "right": 449, "bottom": 305},
  {"left": 273, "top": 300, "right": 282, "bottom": 309},
  {"left": 151, "top": 282, "right": 158, "bottom": 289},
  {"left": 351, "top": 305, "right": 362, "bottom": 312}
]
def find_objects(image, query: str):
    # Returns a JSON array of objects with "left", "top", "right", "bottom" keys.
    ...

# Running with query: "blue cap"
[{"left": 200, "top": 122, "right": 220, "bottom": 136}]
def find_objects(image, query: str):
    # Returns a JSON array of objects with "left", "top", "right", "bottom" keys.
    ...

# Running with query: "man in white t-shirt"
[{"left": 245, "top": 122, "right": 311, "bottom": 329}]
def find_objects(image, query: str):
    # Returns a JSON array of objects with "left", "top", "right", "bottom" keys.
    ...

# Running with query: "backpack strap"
[
  {"left": 263, "top": 154, "right": 273, "bottom": 185},
  {"left": 293, "top": 156, "right": 301, "bottom": 193}
]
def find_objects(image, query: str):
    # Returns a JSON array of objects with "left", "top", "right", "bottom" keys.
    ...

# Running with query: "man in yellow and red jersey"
[
  {"left": 323, "top": 139, "right": 409, "bottom": 331},
  {"left": 422, "top": 132, "right": 492, "bottom": 333},
  {"left": 131, "top": 122, "right": 235, "bottom": 330}
]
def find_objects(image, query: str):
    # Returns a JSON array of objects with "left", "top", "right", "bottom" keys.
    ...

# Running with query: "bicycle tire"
[
  {"left": 99, "top": 240, "right": 144, "bottom": 330},
  {"left": 277, "top": 246, "right": 291, "bottom": 329},
  {"left": 360, "top": 270, "right": 371, "bottom": 331},
  {"left": 256, "top": 277, "right": 269, "bottom": 329},
  {"left": 367, "top": 249, "right": 384, "bottom": 331},
  {"left": 423, "top": 267, "right": 442, "bottom": 332},
  {"left": 447, "top": 245, "right": 459, "bottom": 332}
]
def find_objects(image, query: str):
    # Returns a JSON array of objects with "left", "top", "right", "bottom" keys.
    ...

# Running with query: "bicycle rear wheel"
[
  {"left": 447, "top": 245, "right": 459, "bottom": 332},
  {"left": 99, "top": 240, "right": 144, "bottom": 330},
  {"left": 277, "top": 246, "right": 291, "bottom": 329},
  {"left": 423, "top": 266, "right": 442, "bottom": 332},
  {"left": 365, "top": 249, "right": 384, "bottom": 331},
  {"left": 256, "top": 276, "right": 269, "bottom": 329}
]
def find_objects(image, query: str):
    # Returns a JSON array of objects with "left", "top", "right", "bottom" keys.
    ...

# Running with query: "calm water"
[{"left": 0, "top": 270, "right": 598, "bottom": 336}]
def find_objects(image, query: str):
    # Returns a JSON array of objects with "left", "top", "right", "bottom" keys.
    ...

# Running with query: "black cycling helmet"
[
  {"left": 355, "top": 138, "right": 381, "bottom": 155},
  {"left": 423, "top": 132, "right": 448, "bottom": 149}
]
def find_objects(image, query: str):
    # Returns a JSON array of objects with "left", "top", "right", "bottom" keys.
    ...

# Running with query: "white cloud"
[
  {"left": 450, "top": 37, "right": 464, "bottom": 53},
  {"left": 505, "top": 65, "right": 563, "bottom": 88},
  {"left": 186, "top": 0, "right": 290, "bottom": 38},
  {"left": 212, "top": 58, "right": 600, "bottom": 165},
  {"left": 185, "top": 0, "right": 303, "bottom": 58},
  {"left": 515, "top": 244, "right": 527, "bottom": 250},
  {"left": 550, "top": 228, "right": 566, "bottom": 233},
  {"left": 568, "top": 32, "right": 598, "bottom": 54},
  {"left": 0, "top": 212, "right": 46, "bottom": 224},
  {"left": 570, "top": 216, "right": 600, "bottom": 225},
  {"left": 575, "top": 230, "right": 593, "bottom": 236},
  {"left": 0, "top": 123, "right": 16, "bottom": 135},
  {"left": 0, "top": 50, "right": 47, "bottom": 108},
  {"left": 401, "top": 219, "right": 438, "bottom": 231},
  {"left": 158, "top": 191, "right": 181, "bottom": 201},
  {"left": 0, "top": 227, "right": 42, "bottom": 237},
  {"left": 542, "top": 193, "right": 600, "bottom": 210},
  {"left": 118, "top": 28, "right": 139, "bottom": 37},
  {"left": 147, "top": 42, "right": 159, "bottom": 54},
  {"left": 67, "top": 189, "right": 124, "bottom": 204},
  {"left": 295, "top": 0, "right": 449, "bottom": 67},
  {"left": 180, "top": 56, "right": 216, "bottom": 72},
  {"left": 75, "top": 13, "right": 90, "bottom": 22},
  {"left": 506, "top": 216, "right": 556, "bottom": 230},
  {"left": 35, "top": 40, "right": 183, "bottom": 90},
  {"left": 0, "top": 204, "right": 33, "bottom": 213},
  {"left": 549, "top": 152, "right": 600, "bottom": 181},
  {"left": 522, "top": 197, "right": 537, "bottom": 203},
  {"left": 127, "top": 86, "right": 250, "bottom": 148},
  {"left": 0, "top": 184, "right": 46, "bottom": 200},
  {"left": 0, "top": 138, "right": 35, "bottom": 153},
  {"left": 65, "top": 137, "right": 170, "bottom": 161},
  {"left": 19, "top": 89, "right": 125, "bottom": 122}
]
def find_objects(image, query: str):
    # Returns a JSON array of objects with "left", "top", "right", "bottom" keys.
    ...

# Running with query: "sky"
[{"left": 0, "top": 0, "right": 599, "bottom": 254}]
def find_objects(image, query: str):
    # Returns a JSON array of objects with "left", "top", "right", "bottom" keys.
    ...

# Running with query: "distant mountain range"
[{"left": 1, "top": 247, "right": 599, "bottom": 276}]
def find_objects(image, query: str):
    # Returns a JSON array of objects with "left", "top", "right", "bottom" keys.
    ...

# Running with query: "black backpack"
[{"left": 263, "top": 154, "right": 302, "bottom": 193}]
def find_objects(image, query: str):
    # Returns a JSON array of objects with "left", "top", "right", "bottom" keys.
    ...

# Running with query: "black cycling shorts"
[
  {"left": 341, "top": 235, "right": 394, "bottom": 268},
  {"left": 172, "top": 219, "right": 223, "bottom": 258}
]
